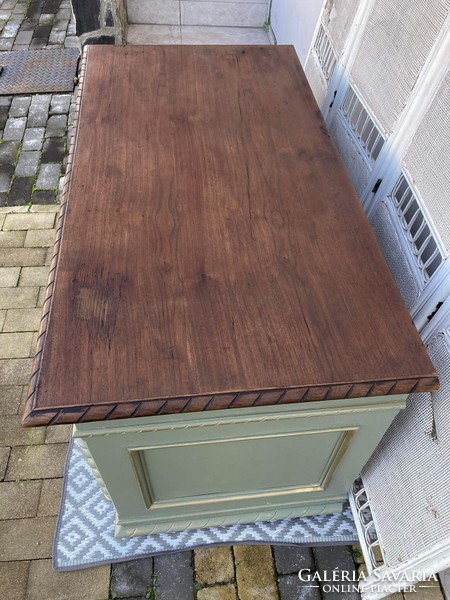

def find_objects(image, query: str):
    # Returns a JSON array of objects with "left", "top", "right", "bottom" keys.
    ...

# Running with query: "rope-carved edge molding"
[
  {"left": 22, "top": 47, "right": 89, "bottom": 428},
  {"left": 23, "top": 374, "right": 437, "bottom": 427}
]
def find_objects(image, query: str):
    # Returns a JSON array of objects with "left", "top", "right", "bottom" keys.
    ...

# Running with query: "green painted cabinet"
[{"left": 74, "top": 394, "right": 405, "bottom": 537}]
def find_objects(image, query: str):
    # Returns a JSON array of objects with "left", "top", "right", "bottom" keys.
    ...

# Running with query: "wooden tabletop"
[{"left": 23, "top": 45, "right": 438, "bottom": 426}]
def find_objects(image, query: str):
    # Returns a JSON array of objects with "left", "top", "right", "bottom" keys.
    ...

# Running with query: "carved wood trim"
[{"left": 23, "top": 376, "right": 436, "bottom": 426}]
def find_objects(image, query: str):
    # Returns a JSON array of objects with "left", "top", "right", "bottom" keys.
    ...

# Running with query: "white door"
[{"left": 271, "top": 0, "right": 450, "bottom": 597}]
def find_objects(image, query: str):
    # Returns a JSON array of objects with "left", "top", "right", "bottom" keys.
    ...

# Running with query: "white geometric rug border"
[{"left": 53, "top": 440, "right": 358, "bottom": 571}]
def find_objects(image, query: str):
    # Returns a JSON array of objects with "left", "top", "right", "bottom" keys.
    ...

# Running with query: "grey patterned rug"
[{"left": 53, "top": 440, "right": 358, "bottom": 571}]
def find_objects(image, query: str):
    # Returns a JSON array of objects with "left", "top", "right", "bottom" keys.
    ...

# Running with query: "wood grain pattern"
[{"left": 23, "top": 45, "right": 438, "bottom": 427}]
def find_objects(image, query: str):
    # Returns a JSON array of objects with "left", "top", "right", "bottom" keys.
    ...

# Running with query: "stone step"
[
  {"left": 126, "top": 0, "right": 269, "bottom": 29},
  {"left": 126, "top": 24, "right": 270, "bottom": 45}
]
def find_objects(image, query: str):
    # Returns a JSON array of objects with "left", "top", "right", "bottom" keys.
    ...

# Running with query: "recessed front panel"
[{"left": 131, "top": 429, "right": 353, "bottom": 511}]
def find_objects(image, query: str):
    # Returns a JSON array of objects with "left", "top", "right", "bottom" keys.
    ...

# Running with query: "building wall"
[{"left": 270, "top": 0, "right": 323, "bottom": 64}]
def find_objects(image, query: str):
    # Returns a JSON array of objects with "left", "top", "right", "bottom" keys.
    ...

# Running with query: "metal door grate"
[
  {"left": 390, "top": 174, "right": 443, "bottom": 282},
  {"left": 341, "top": 86, "right": 385, "bottom": 161},
  {"left": 314, "top": 25, "right": 337, "bottom": 81},
  {"left": 0, "top": 49, "right": 79, "bottom": 95}
]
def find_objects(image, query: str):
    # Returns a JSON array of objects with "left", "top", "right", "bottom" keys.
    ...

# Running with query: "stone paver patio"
[
  {"left": 0, "top": 0, "right": 77, "bottom": 208},
  {"left": 0, "top": 206, "right": 446, "bottom": 600},
  {"left": 0, "top": 205, "right": 111, "bottom": 599}
]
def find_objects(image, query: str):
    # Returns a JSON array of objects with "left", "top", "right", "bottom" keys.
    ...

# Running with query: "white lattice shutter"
[
  {"left": 297, "top": 1, "right": 450, "bottom": 593},
  {"left": 351, "top": 298, "right": 450, "bottom": 599},
  {"left": 369, "top": 70, "right": 450, "bottom": 329},
  {"left": 304, "top": 0, "right": 361, "bottom": 109},
  {"left": 301, "top": 0, "right": 450, "bottom": 327},
  {"left": 351, "top": 0, "right": 450, "bottom": 134},
  {"left": 304, "top": 24, "right": 337, "bottom": 108},
  {"left": 404, "top": 71, "right": 450, "bottom": 256}
]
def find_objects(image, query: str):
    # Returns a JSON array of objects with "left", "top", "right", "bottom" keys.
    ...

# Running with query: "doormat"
[
  {"left": 54, "top": 440, "right": 358, "bottom": 571},
  {"left": 0, "top": 49, "right": 79, "bottom": 95}
]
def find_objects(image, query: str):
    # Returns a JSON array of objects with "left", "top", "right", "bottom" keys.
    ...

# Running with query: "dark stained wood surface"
[{"left": 23, "top": 45, "right": 438, "bottom": 426}]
